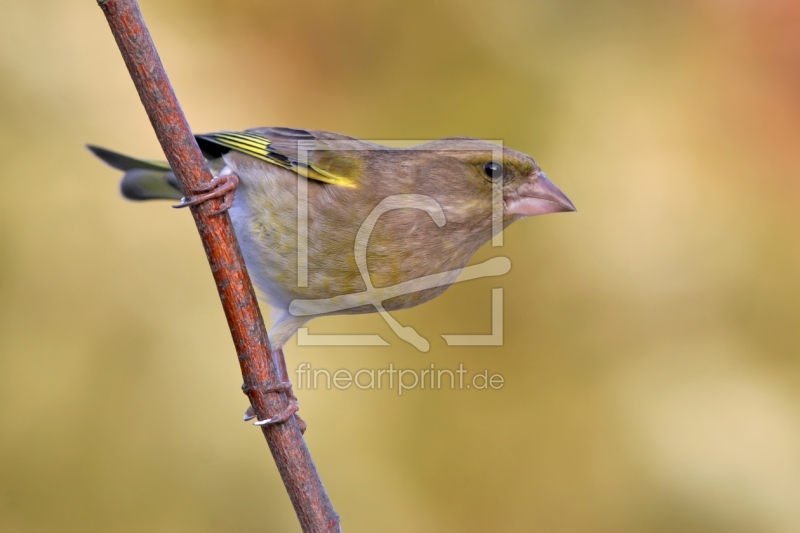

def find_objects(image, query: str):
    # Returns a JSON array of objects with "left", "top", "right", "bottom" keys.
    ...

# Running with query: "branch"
[{"left": 95, "top": 1, "right": 340, "bottom": 531}]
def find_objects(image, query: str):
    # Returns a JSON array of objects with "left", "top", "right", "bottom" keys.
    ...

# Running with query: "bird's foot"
[
  {"left": 242, "top": 381, "right": 307, "bottom": 434},
  {"left": 173, "top": 172, "right": 239, "bottom": 215}
]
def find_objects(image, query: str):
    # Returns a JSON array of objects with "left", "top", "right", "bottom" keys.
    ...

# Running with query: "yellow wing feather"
[{"left": 196, "top": 131, "right": 357, "bottom": 188}]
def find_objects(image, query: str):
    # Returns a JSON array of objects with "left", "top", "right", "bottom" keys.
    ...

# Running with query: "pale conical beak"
[{"left": 505, "top": 175, "right": 576, "bottom": 216}]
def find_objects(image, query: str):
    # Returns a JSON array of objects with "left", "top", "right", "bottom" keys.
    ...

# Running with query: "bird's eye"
[{"left": 483, "top": 161, "right": 503, "bottom": 179}]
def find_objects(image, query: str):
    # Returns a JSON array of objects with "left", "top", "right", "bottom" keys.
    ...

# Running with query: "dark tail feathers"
[{"left": 87, "top": 145, "right": 183, "bottom": 201}]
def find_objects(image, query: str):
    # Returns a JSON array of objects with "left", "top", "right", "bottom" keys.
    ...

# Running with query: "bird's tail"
[{"left": 87, "top": 145, "right": 183, "bottom": 201}]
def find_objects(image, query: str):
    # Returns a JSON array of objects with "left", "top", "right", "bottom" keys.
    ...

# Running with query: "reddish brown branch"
[{"left": 95, "top": 1, "right": 340, "bottom": 531}]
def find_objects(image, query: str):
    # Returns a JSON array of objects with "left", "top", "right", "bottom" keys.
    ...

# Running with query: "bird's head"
[{"left": 412, "top": 138, "right": 576, "bottom": 227}]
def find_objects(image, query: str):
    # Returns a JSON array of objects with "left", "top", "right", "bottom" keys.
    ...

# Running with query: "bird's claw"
[
  {"left": 173, "top": 173, "right": 239, "bottom": 215},
  {"left": 253, "top": 399, "right": 300, "bottom": 426},
  {"left": 242, "top": 380, "right": 307, "bottom": 434}
]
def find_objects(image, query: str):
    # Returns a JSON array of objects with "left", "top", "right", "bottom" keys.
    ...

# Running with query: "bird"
[{"left": 89, "top": 127, "right": 575, "bottom": 426}]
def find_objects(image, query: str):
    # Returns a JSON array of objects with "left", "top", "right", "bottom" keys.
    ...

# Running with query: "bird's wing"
[{"left": 195, "top": 128, "right": 363, "bottom": 188}]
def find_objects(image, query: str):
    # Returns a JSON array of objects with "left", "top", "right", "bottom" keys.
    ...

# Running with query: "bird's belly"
[{"left": 227, "top": 166, "right": 484, "bottom": 318}]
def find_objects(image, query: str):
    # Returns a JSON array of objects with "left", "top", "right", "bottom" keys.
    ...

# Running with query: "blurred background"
[{"left": 2, "top": 0, "right": 800, "bottom": 531}]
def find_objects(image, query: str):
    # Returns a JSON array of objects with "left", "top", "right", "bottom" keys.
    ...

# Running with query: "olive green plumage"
[{"left": 89, "top": 127, "right": 575, "bottom": 348}]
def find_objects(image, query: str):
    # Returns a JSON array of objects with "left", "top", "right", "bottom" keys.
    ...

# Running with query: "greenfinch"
[{"left": 89, "top": 127, "right": 575, "bottom": 350}]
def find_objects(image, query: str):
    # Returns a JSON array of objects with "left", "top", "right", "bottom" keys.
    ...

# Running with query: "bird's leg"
[
  {"left": 273, "top": 348, "right": 296, "bottom": 402},
  {"left": 173, "top": 172, "right": 239, "bottom": 215},
  {"left": 242, "top": 348, "right": 307, "bottom": 434},
  {"left": 271, "top": 347, "right": 308, "bottom": 433}
]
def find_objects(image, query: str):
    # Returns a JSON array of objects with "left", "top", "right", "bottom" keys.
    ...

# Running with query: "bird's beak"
[{"left": 505, "top": 175, "right": 576, "bottom": 216}]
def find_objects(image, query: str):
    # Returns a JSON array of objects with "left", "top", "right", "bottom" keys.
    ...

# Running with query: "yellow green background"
[{"left": 2, "top": 1, "right": 800, "bottom": 531}]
